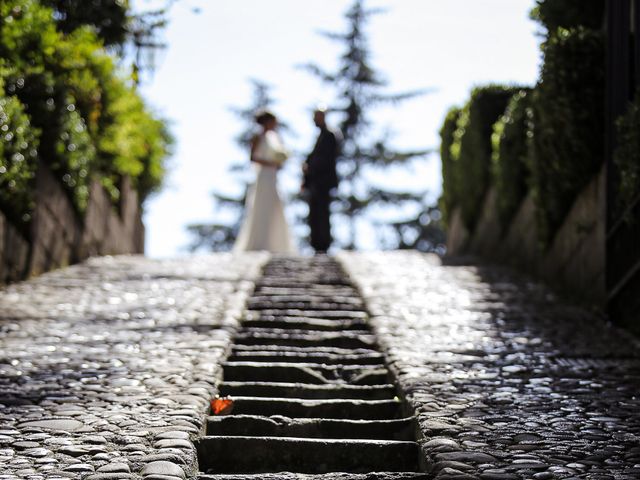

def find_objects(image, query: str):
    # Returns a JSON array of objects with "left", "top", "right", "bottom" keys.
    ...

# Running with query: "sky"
[{"left": 135, "top": 0, "right": 542, "bottom": 258}]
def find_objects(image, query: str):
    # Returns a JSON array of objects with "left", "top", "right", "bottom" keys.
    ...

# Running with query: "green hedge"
[
  {"left": 530, "top": 0, "right": 604, "bottom": 33},
  {"left": 439, "top": 0, "right": 606, "bottom": 245},
  {"left": 614, "top": 87, "right": 640, "bottom": 220},
  {"left": 0, "top": 0, "right": 170, "bottom": 225},
  {"left": 530, "top": 27, "right": 605, "bottom": 244},
  {"left": 439, "top": 106, "right": 461, "bottom": 224},
  {"left": 491, "top": 89, "right": 532, "bottom": 229},
  {"left": 0, "top": 75, "right": 39, "bottom": 233},
  {"left": 450, "top": 85, "right": 521, "bottom": 231}
]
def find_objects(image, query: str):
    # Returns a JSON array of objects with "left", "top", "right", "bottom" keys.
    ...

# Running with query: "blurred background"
[
  {"left": 1, "top": 0, "right": 638, "bottom": 326},
  {"left": 135, "top": 0, "right": 541, "bottom": 257}
]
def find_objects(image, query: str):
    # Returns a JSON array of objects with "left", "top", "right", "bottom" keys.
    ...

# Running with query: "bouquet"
[{"left": 263, "top": 131, "right": 289, "bottom": 166}]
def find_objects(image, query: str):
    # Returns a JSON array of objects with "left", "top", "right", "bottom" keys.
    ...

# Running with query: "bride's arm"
[{"left": 250, "top": 135, "right": 276, "bottom": 167}]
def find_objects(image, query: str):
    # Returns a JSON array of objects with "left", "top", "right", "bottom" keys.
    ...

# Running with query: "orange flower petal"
[{"left": 210, "top": 396, "right": 234, "bottom": 415}]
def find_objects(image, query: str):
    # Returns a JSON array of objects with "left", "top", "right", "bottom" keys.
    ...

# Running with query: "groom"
[{"left": 302, "top": 107, "right": 340, "bottom": 253}]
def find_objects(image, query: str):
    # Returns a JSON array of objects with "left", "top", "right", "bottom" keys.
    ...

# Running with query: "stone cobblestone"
[
  {"left": 3, "top": 251, "right": 640, "bottom": 479},
  {"left": 0, "top": 253, "right": 268, "bottom": 480},
  {"left": 337, "top": 251, "right": 640, "bottom": 480}
]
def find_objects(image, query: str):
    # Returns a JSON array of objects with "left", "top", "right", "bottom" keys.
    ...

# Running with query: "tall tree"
[
  {"left": 186, "top": 80, "right": 279, "bottom": 251},
  {"left": 301, "top": 0, "right": 432, "bottom": 249}
]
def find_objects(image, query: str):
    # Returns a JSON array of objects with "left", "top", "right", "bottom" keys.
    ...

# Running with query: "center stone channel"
[{"left": 196, "top": 256, "right": 425, "bottom": 477}]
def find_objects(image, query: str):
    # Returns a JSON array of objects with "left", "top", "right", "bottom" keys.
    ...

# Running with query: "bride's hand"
[{"left": 255, "top": 159, "right": 280, "bottom": 169}]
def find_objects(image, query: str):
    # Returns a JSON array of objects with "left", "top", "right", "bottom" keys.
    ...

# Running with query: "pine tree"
[
  {"left": 301, "top": 0, "right": 434, "bottom": 249},
  {"left": 382, "top": 205, "right": 446, "bottom": 252},
  {"left": 186, "top": 80, "right": 279, "bottom": 251}
]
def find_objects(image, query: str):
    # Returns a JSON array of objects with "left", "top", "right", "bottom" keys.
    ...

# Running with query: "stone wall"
[
  {"left": 447, "top": 166, "right": 606, "bottom": 307},
  {"left": 0, "top": 163, "right": 144, "bottom": 283},
  {"left": 0, "top": 212, "right": 30, "bottom": 284}
]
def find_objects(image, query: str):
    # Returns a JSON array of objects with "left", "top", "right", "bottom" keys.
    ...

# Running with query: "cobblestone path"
[
  {"left": 339, "top": 251, "right": 640, "bottom": 480},
  {"left": 0, "top": 254, "right": 268, "bottom": 480},
  {"left": 0, "top": 252, "right": 639, "bottom": 480},
  {"left": 197, "top": 256, "right": 424, "bottom": 478}
]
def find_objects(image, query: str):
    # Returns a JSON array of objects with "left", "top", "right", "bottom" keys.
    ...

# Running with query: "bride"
[{"left": 233, "top": 110, "right": 297, "bottom": 253}]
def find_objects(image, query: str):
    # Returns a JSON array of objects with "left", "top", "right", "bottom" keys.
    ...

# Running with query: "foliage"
[
  {"left": 300, "top": 0, "right": 434, "bottom": 250},
  {"left": 186, "top": 80, "right": 276, "bottom": 252},
  {"left": 439, "top": 106, "right": 461, "bottom": 225},
  {"left": 0, "top": 75, "right": 39, "bottom": 233},
  {"left": 491, "top": 89, "right": 532, "bottom": 229},
  {"left": 228, "top": 80, "right": 287, "bottom": 150},
  {"left": 439, "top": 0, "right": 606, "bottom": 246},
  {"left": 530, "top": 0, "right": 604, "bottom": 33},
  {"left": 40, "top": 0, "right": 129, "bottom": 47},
  {"left": 0, "top": 0, "right": 171, "bottom": 224},
  {"left": 530, "top": 27, "right": 605, "bottom": 244},
  {"left": 96, "top": 69, "right": 172, "bottom": 202},
  {"left": 39, "top": 0, "right": 178, "bottom": 80},
  {"left": 450, "top": 85, "right": 521, "bottom": 231},
  {"left": 613, "top": 87, "right": 640, "bottom": 221},
  {"left": 186, "top": 221, "right": 240, "bottom": 253},
  {"left": 381, "top": 204, "right": 446, "bottom": 252}
]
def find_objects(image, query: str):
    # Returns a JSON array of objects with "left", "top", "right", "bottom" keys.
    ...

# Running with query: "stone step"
[
  {"left": 228, "top": 350, "right": 384, "bottom": 365},
  {"left": 248, "top": 303, "right": 365, "bottom": 313},
  {"left": 222, "top": 396, "right": 403, "bottom": 419},
  {"left": 249, "top": 293, "right": 361, "bottom": 301},
  {"left": 206, "top": 415, "right": 417, "bottom": 440},
  {"left": 254, "top": 279, "right": 352, "bottom": 288},
  {"left": 238, "top": 327, "right": 373, "bottom": 338},
  {"left": 241, "top": 317, "right": 369, "bottom": 331},
  {"left": 219, "top": 382, "right": 396, "bottom": 400},
  {"left": 250, "top": 310, "right": 368, "bottom": 320},
  {"left": 231, "top": 344, "right": 381, "bottom": 357},
  {"left": 197, "top": 257, "right": 425, "bottom": 478},
  {"left": 195, "top": 436, "right": 421, "bottom": 474},
  {"left": 247, "top": 295, "right": 363, "bottom": 308},
  {"left": 233, "top": 331, "right": 377, "bottom": 350},
  {"left": 254, "top": 287, "right": 360, "bottom": 297},
  {"left": 222, "top": 362, "right": 390, "bottom": 385},
  {"left": 199, "top": 474, "right": 428, "bottom": 480}
]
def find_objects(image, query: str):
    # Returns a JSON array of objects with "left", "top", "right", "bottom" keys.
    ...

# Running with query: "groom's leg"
[{"left": 309, "top": 190, "right": 331, "bottom": 252}]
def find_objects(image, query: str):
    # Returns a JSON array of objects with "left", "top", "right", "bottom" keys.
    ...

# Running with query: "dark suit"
[{"left": 303, "top": 126, "right": 340, "bottom": 252}]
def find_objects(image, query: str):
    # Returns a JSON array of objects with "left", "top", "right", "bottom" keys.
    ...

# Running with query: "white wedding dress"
[{"left": 233, "top": 132, "right": 297, "bottom": 254}]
